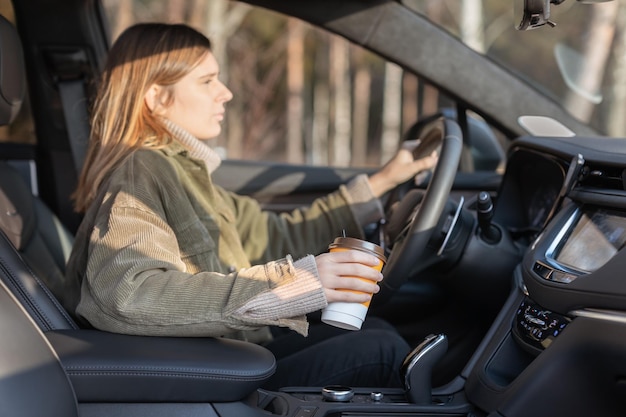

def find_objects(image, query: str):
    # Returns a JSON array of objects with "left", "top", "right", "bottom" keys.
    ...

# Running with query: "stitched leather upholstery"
[
  {"left": 0, "top": 162, "right": 81, "bottom": 323},
  {"left": 0, "top": 230, "right": 78, "bottom": 330},
  {"left": 0, "top": 278, "right": 79, "bottom": 417},
  {"left": 46, "top": 329, "right": 277, "bottom": 402}
]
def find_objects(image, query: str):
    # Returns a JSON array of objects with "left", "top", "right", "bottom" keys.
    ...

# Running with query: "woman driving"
[{"left": 66, "top": 22, "right": 437, "bottom": 389}]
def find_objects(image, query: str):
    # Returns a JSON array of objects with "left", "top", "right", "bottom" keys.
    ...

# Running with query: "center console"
[
  {"left": 463, "top": 197, "right": 626, "bottom": 417},
  {"left": 250, "top": 385, "right": 472, "bottom": 417},
  {"left": 228, "top": 333, "right": 472, "bottom": 417}
]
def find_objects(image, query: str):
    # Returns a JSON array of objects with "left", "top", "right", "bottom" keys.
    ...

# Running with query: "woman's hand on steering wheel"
[{"left": 367, "top": 140, "right": 438, "bottom": 199}]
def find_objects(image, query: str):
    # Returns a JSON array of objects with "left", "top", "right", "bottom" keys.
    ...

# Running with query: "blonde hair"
[{"left": 72, "top": 23, "right": 212, "bottom": 212}]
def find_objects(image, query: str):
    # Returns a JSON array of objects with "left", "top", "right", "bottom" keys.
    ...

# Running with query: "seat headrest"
[{"left": 0, "top": 15, "right": 25, "bottom": 125}]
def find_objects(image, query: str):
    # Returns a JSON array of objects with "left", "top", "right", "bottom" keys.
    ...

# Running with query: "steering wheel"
[
  {"left": 384, "top": 117, "right": 446, "bottom": 209},
  {"left": 379, "top": 117, "right": 463, "bottom": 298}
]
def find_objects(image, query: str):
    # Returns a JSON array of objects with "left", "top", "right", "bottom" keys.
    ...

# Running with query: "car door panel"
[{"left": 214, "top": 160, "right": 503, "bottom": 213}]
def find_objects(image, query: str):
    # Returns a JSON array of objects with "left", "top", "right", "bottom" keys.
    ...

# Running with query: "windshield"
[{"left": 403, "top": 0, "right": 623, "bottom": 137}]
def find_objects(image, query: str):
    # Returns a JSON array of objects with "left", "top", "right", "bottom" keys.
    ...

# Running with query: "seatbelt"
[
  {"left": 57, "top": 79, "right": 90, "bottom": 174},
  {"left": 44, "top": 47, "right": 93, "bottom": 175}
]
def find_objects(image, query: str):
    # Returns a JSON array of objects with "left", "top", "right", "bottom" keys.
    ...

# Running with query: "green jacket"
[{"left": 66, "top": 138, "right": 382, "bottom": 342}]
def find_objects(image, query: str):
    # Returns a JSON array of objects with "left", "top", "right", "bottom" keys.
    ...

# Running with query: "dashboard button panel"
[
  {"left": 514, "top": 298, "right": 571, "bottom": 351},
  {"left": 533, "top": 261, "right": 577, "bottom": 283}
]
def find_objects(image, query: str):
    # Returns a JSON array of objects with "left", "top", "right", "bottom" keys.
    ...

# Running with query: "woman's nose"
[{"left": 219, "top": 81, "right": 233, "bottom": 103}]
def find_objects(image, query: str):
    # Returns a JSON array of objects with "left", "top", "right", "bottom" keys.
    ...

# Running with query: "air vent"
[{"left": 577, "top": 164, "right": 626, "bottom": 191}]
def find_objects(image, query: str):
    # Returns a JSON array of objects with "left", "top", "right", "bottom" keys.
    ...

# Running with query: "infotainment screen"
[{"left": 554, "top": 208, "right": 626, "bottom": 273}]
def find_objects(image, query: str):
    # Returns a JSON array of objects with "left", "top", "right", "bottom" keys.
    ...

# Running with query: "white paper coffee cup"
[
  {"left": 321, "top": 302, "right": 369, "bottom": 330},
  {"left": 321, "top": 237, "right": 386, "bottom": 331}
]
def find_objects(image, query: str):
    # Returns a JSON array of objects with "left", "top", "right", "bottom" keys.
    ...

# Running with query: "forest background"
[{"left": 3, "top": 0, "right": 626, "bottom": 169}]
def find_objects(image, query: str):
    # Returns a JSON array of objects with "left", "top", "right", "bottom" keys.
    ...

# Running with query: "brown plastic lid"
[{"left": 328, "top": 237, "right": 386, "bottom": 263}]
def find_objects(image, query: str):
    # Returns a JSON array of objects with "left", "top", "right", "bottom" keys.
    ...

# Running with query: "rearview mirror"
[
  {"left": 514, "top": 0, "right": 558, "bottom": 30},
  {"left": 514, "top": 0, "right": 614, "bottom": 30}
]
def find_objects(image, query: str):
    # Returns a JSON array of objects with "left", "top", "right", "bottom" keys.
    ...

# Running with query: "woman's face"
[{"left": 157, "top": 51, "right": 233, "bottom": 140}]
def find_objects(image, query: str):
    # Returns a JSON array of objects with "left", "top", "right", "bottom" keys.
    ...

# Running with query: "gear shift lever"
[
  {"left": 477, "top": 191, "right": 501, "bottom": 244},
  {"left": 400, "top": 334, "right": 448, "bottom": 404}
]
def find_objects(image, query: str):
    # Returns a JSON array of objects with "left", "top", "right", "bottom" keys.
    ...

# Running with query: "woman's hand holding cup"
[
  {"left": 317, "top": 237, "right": 387, "bottom": 330},
  {"left": 315, "top": 250, "right": 383, "bottom": 304}
]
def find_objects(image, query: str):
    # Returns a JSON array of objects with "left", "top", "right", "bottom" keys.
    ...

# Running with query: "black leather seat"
[
  {"left": 0, "top": 14, "right": 276, "bottom": 411},
  {"left": 0, "top": 161, "right": 80, "bottom": 319},
  {"left": 0, "top": 9, "right": 79, "bottom": 328},
  {"left": 0, "top": 23, "right": 81, "bottom": 404},
  {"left": 0, "top": 277, "right": 79, "bottom": 417}
]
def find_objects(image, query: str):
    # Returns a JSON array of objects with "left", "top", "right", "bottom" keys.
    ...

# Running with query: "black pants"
[{"left": 262, "top": 317, "right": 410, "bottom": 390}]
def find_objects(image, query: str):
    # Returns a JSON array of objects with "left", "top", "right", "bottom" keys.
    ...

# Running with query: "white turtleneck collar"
[{"left": 163, "top": 119, "right": 223, "bottom": 174}]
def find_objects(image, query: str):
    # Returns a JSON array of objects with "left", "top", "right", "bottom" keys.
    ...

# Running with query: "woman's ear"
[{"left": 144, "top": 84, "right": 164, "bottom": 115}]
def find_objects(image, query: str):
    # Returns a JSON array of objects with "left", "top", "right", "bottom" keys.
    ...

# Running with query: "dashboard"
[
  {"left": 492, "top": 147, "right": 565, "bottom": 238},
  {"left": 466, "top": 135, "right": 626, "bottom": 417},
  {"left": 491, "top": 135, "right": 626, "bottom": 348},
  {"left": 547, "top": 207, "right": 626, "bottom": 276}
]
